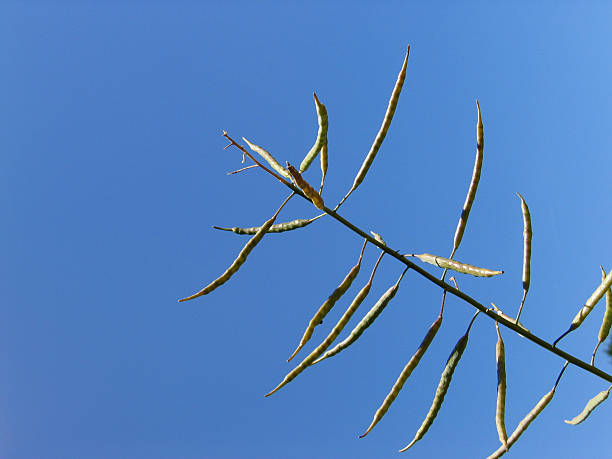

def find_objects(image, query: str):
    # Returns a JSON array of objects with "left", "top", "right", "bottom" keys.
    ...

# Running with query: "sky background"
[{"left": 2, "top": 2, "right": 612, "bottom": 458}]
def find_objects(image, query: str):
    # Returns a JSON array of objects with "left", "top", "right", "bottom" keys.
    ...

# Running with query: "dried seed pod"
[
  {"left": 300, "top": 93, "right": 328, "bottom": 173},
  {"left": 242, "top": 137, "right": 291, "bottom": 179},
  {"left": 336, "top": 47, "right": 410, "bottom": 209},
  {"left": 212, "top": 214, "right": 324, "bottom": 235},
  {"left": 287, "top": 240, "right": 367, "bottom": 362},
  {"left": 370, "top": 230, "right": 386, "bottom": 246},
  {"left": 286, "top": 162, "right": 325, "bottom": 210},
  {"left": 515, "top": 193, "right": 532, "bottom": 322},
  {"left": 490, "top": 303, "right": 530, "bottom": 333},
  {"left": 486, "top": 362, "right": 568, "bottom": 459},
  {"left": 591, "top": 267, "right": 612, "bottom": 365},
  {"left": 178, "top": 194, "right": 294, "bottom": 302},
  {"left": 564, "top": 386, "right": 612, "bottom": 425},
  {"left": 360, "top": 314, "right": 442, "bottom": 438},
  {"left": 554, "top": 268, "right": 612, "bottom": 346},
  {"left": 265, "top": 251, "right": 385, "bottom": 397},
  {"left": 407, "top": 253, "right": 503, "bottom": 277},
  {"left": 452, "top": 100, "right": 484, "bottom": 253},
  {"left": 495, "top": 322, "right": 508, "bottom": 449},
  {"left": 313, "top": 267, "right": 409, "bottom": 364},
  {"left": 319, "top": 141, "right": 328, "bottom": 194},
  {"left": 399, "top": 311, "right": 479, "bottom": 452}
]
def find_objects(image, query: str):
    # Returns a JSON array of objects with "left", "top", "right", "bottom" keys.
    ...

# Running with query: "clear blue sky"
[{"left": 2, "top": 2, "right": 611, "bottom": 458}]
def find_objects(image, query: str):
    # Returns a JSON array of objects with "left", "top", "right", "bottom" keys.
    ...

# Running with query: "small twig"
[{"left": 227, "top": 164, "right": 258, "bottom": 175}]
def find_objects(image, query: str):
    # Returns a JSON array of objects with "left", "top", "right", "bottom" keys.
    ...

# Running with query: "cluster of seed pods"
[{"left": 181, "top": 47, "right": 612, "bottom": 456}]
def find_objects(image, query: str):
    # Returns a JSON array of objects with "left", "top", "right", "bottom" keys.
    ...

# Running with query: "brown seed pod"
[{"left": 286, "top": 162, "right": 325, "bottom": 210}]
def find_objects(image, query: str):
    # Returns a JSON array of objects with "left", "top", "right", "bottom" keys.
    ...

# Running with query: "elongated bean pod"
[
  {"left": 399, "top": 311, "right": 479, "bottom": 452},
  {"left": 360, "top": 314, "right": 443, "bottom": 438},
  {"left": 495, "top": 322, "right": 508, "bottom": 449},
  {"left": 313, "top": 267, "right": 409, "bottom": 364},
  {"left": 554, "top": 268, "right": 612, "bottom": 346},
  {"left": 265, "top": 251, "right": 385, "bottom": 397},
  {"left": 213, "top": 213, "right": 324, "bottom": 235},
  {"left": 486, "top": 363, "right": 568, "bottom": 458},
  {"left": 515, "top": 193, "right": 532, "bottom": 322},
  {"left": 452, "top": 100, "right": 484, "bottom": 254},
  {"left": 287, "top": 240, "right": 368, "bottom": 362},
  {"left": 335, "top": 47, "right": 410, "bottom": 209},
  {"left": 592, "top": 267, "right": 612, "bottom": 365},
  {"left": 242, "top": 137, "right": 291, "bottom": 179},
  {"left": 319, "top": 142, "right": 328, "bottom": 194},
  {"left": 564, "top": 385, "right": 612, "bottom": 425},
  {"left": 286, "top": 162, "right": 325, "bottom": 210},
  {"left": 406, "top": 253, "right": 503, "bottom": 277},
  {"left": 178, "top": 193, "right": 294, "bottom": 302},
  {"left": 300, "top": 93, "right": 328, "bottom": 173}
]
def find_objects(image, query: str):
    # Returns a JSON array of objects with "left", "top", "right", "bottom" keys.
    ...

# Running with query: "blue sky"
[{"left": 2, "top": 2, "right": 612, "bottom": 458}]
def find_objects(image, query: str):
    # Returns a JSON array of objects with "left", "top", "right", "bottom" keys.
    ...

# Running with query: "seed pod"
[
  {"left": 360, "top": 314, "right": 442, "bottom": 438},
  {"left": 495, "top": 323, "right": 508, "bottom": 449},
  {"left": 178, "top": 194, "right": 293, "bottom": 302},
  {"left": 287, "top": 240, "right": 367, "bottom": 362},
  {"left": 452, "top": 100, "right": 484, "bottom": 253},
  {"left": 399, "top": 311, "right": 479, "bottom": 452},
  {"left": 300, "top": 93, "right": 328, "bottom": 173},
  {"left": 486, "top": 362, "right": 567, "bottom": 459},
  {"left": 265, "top": 251, "right": 385, "bottom": 397},
  {"left": 319, "top": 141, "right": 328, "bottom": 194},
  {"left": 212, "top": 214, "right": 324, "bottom": 235},
  {"left": 286, "top": 162, "right": 325, "bottom": 210},
  {"left": 242, "top": 137, "right": 291, "bottom": 179},
  {"left": 407, "top": 253, "right": 503, "bottom": 277},
  {"left": 313, "top": 267, "right": 409, "bottom": 364},
  {"left": 564, "top": 386, "right": 612, "bottom": 425},
  {"left": 370, "top": 230, "right": 386, "bottom": 246},
  {"left": 591, "top": 267, "right": 612, "bottom": 365},
  {"left": 554, "top": 268, "right": 612, "bottom": 346},
  {"left": 515, "top": 193, "right": 532, "bottom": 322},
  {"left": 336, "top": 46, "right": 410, "bottom": 209}
]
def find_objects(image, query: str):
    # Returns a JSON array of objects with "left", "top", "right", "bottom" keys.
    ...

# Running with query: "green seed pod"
[
  {"left": 336, "top": 47, "right": 410, "bottom": 209},
  {"left": 564, "top": 386, "right": 612, "bottom": 425},
  {"left": 407, "top": 253, "right": 503, "bottom": 277},
  {"left": 360, "top": 314, "right": 442, "bottom": 438},
  {"left": 313, "top": 267, "right": 409, "bottom": 364},
  {"left": 287, "top": 240, "right": 367, "bottom": 362},
  {"left": 495, "top": 323, "right": 508, "bottom": 449},
  {"left": 399, "top": 311, "right": 479, "bottom": 452},
  {"left": 554, "top": 268, "right": 612, "bottom": 346},
  {"left": 212, "top": 214, "right": 324, "bottom": 235},
  {"left": 486, "top": 362, "right": 567, "bottom": 458},
  {"left": 178, "top": 194, "right": 293, "bottom": 302},
  {"left": 591, "top": 267, "right": 612, "bottom": 365},
  {"left": 515, "top": 193, "right": 532, "bottom": 322},
  {"left": 242, "top": 137, "right": 291, "bottom": 180},
  {"left": 300, "top": 93, "right": 328, "bottom": 173},
  {"left": 265, "top": 251, "right": 385, "bottom": 397},
  {"left": 452, "top": 100, "right": 484, "bottom": 253},
  {"left": 319, "top": 141, "right": 328, "bottom": 194}
]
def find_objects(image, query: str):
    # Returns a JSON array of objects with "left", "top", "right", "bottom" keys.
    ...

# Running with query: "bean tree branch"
[{"left": 222, "top": 131, "right": 612, "bottom": 384}]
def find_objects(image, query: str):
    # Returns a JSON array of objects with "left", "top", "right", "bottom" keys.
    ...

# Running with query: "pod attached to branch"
[{"left": 406, "top": 253, "right": 503, "bottom": 277}]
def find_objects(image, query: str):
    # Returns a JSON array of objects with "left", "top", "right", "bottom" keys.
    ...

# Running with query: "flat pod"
[
  {"left": 178, "top": 194, "right": 293, "bottom": 302},
  {"left": 287, "top": 240, "right": 367, "bottom": 362},
  {"left": 495, "top": 323, "right": 508, "bottom": 449},
  {"left": 300, "top": 93, "right": 328, "bottom": 173},
  {"left": 265, "top": 251, "right": 385, "bottom": 397},
  {"left": 564, "top": 386, "right": 612, "bottom": 425},
  {"left": 592, "top": 267, "right": 612, "bottom": 365},
  {"left": 313, "top": 267, "right": 409, "bottom": 364},
  {"left": 336, "top": 46, "right": 410, "bottom": 209},
  {"left": 242, "top": 137, "right": 291, "bottom": 179},
  {"left": 212, "top": 214, "right": 323, "bottom": 235},
  {"left": 408, "top": 253, "right": 503, "bottom": 277},
  {"left": 399, "top": 311, "right": 479, "bottom": 452},
  {"left": 515, "top": 192, "right": 532, "bottom": 322},
  {"left": 452, "top": 100, "right": 484, "bottom": 253},
  {"left": 360, "top": 314, "right": 442, "bottom": 438}
]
